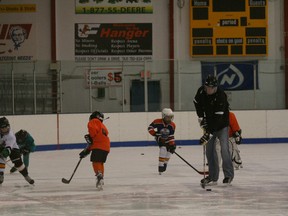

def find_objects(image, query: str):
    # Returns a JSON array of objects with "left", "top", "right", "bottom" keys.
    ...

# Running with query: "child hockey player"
[
  {"left": 148, "top": 108, "right": 176, "bottom": 175},
  {"left": 10, "top": 129, "right": 36, "bottom": 173},
  {"left": 216, "top": 111, "right": 243, "bottom": 169},
  {"left": 79, "top": 111, "right": 110, "bottom": 190},
  {"left": 0, "top": 117, "right": 34, "bottom": 185}
]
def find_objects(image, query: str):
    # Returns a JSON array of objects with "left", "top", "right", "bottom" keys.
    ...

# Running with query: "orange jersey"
[
  {"left": 229, "top": 112, "right": 241, "bottom": 137},
  {"left": 87, "top": 118, "right": 110, "bottom": 152}
]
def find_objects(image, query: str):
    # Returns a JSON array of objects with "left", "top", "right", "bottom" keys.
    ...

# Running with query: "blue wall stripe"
[{"left": 34, "top": 138, "right": 288, "bottom": 152}]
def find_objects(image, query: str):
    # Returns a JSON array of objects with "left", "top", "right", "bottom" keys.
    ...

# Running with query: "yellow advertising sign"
[{"left": 0, "top": 4, "right": 36, "bottom": 13}]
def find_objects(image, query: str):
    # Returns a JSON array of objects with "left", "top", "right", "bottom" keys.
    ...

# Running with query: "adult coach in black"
[{"left": 193, "top": 75, "right": 234, "bottom": 186}]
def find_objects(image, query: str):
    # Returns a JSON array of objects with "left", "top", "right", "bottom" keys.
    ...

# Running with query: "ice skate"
[
  {"left": 233, "top": 158, "right": 243, "bottom": 170},
  {"left": 96, "top": 173, "right": 104, "bottom": 190},
  {"left": 200, "top": 176, "right": 217, "bottom": 186},
  {"left": 10, "top": 167, "right": 17, "bottom": 173},
  {"left": 223, "top": 177, "right": 233, "bottom": 185},
  {"left": 158, "top": 163, "right": 167, "bottom": 175},
  {"left": 0, "top": 172, "right": 4, "bottom": 184},
  {"left": 24, "top": 175, "right": 34, "bottom": 185}
]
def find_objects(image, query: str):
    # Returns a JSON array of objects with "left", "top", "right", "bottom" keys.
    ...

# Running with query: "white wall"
[
  {"left": 0, "top": 0, "right": 286, "bottom": 112},
  {"left": 5, "top": 110, "right": 288, "bottom": 148}
]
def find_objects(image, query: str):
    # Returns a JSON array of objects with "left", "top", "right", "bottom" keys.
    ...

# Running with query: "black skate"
[
  {"left": 24, "top": 175, "right": 35, "bottom": 185},
  {"left": 223, "top": 177, "right": 233, "bottom": 185},
  {"left": 200, "top": 176, "right": 217, "bottom": 187},
  {"left": 0, "top": 172, "right": 4, "bottom": 184},
  {"left": 10, "top": 167, "right": 17, "bottom": 173},
  {"left": 158, "top": 164, "right": 167, "bottom": 175}
]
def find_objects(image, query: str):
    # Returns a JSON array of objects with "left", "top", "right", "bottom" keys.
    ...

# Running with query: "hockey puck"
[
  {"left": 206, "top": 189, "right": 212, "bottom": 191},
  {"left": 141, "top": 153, "right": 144, "bottom": 155}
]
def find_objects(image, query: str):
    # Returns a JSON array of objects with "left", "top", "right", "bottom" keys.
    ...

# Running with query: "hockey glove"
[
  {"left": 79, "top": 148, "right": 91, "bottom": 158},
  {"left": 198, "top": 117, "right": 208, "bottom": 130},
  {"left": 0, "top": 148, "right": 10, "bottom": 158},
  {"left": 156, "top": 135, "right": 167, "bottom": 145},
  {"left": 167, "top": 144, "right": 176, "bottom": 154},
  {"left": 233, "top": 130, "right": 242, "bottom": 145},
  {"left": 200, "top": 133, "right": 210, "bottom": 145},
  {"left": 235, "top": 136, "right": 242, "bottom": 145},
  {"left": 84, "top": 134, "right": 93, "bottom": 145}
]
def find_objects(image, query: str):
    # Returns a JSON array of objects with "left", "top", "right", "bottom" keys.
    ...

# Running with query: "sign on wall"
[
  {"left": 0, "top": 23, "right": 36, "bottom": 61},
  {"left": 190, "top": 0, "right": 268, "bottom": 56},
  {"left": 201, "top": 61, "right": 259, "bottom": 90},
  {"left": 0, "top": 4, "right": 36, "bottom": 13},
  {"left": 85, "top": 67, "right": 123, "bottom": 88},
  {"left": 75, "top": 23, "right": 152, "bottom": 61},
  {"left": 75, "top": 0, "right": 153, "bottom": 14},
  {"left": 0, "top": 3, "right": 37, "bottom": 61}
]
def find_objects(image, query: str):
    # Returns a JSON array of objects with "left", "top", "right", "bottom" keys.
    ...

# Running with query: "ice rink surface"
[{"left": 1, "top": 144, "right": 288, "bottom": 216}]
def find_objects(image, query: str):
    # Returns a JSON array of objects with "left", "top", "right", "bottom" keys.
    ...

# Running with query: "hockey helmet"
[
  {"left": 204, "top": 75, "right": 218, "bottom": 87},
  {"left": 0, "top": 117, "right": 10, "bottom": 128},
  {"left": 0, "top": 117, "right": 10, "bottom": 135},
  {"left": 89, "top": 111, "right": 104, "bottom": 122},
  {"left": 15, "top": 129, "right": 28, "bottom": 143},
  {"left": 162, "top": 108, "right": 174, "bottom": 124}
]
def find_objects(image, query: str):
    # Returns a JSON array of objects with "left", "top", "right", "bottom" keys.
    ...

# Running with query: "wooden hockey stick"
[
  {"left": 201, "top": 129, "right": 209, "bottom": 188},
  {"left": 200, "top": 145, "right": 207, "bottom": 188}
]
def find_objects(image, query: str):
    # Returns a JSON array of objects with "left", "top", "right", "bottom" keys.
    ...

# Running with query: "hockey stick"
[
  {"left": 201, "top": 145, "right": 207, "bottom": 188},
  {"left": 61, "top": 158, "right": 83, "bottom": 184},
  {"left": 103, "top": 117, "right": 110, "bottom": 121},
  {"left": 174, "top": 152, "right": 209, "bottom": 175},
  {"left": 62, "top": 134, "right": 93, "bottom": 184},
  {"left": 201, "top": 128, "right": 208, "bottom": 188}
]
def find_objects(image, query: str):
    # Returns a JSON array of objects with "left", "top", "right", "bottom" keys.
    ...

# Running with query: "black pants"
[
  {"left": 90, "top": 149, "right": 109, "bottom": 163},
  {"left": 10, "top": 149, "right": 28, "bottom": 176}
]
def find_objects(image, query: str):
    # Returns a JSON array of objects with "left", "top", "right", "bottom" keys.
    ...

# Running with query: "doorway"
[{"left": 130, "top": 80, "right": 161, "bottom": 112}]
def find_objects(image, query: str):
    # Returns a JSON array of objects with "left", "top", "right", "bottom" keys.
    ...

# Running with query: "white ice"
[{"left": 0, "top": 144, "right": 288, "bottom": 216}]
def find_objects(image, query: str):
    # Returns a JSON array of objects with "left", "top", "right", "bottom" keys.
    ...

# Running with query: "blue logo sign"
[{"left": 201, "top": 61, "right": 259, "bottom": 90}]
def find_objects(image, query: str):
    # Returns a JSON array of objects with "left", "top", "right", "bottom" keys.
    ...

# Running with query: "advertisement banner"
[
  {"left": 75, "top": 23, "right": 152, "bottom": 61},
  {"left": 0, "top": 4, "right": 36, "bottom": 13},
  {"left": 85, "top": 67, "right": 123, "bottom": 88},
  {"left": 75, "top": 0, "right": 153, "bottom": 14},
  {"left": 0, "top": 23, "right": 36, "bottom": 61},
  {"left": 201, "top": 61, "right": 259, "bottom": 90}
]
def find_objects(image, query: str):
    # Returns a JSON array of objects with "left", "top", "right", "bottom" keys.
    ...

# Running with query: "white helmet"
[{"left": 162, "top": 108, "right": 174, "bottom": 123}]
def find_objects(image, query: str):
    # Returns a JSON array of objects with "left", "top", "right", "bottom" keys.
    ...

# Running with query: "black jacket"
[{"left": 193, "top": 86, "right": 229, "bottom": 133}]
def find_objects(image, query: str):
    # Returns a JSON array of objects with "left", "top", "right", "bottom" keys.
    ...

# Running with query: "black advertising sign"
[{"left": 75, "top": 23, "right": 152, "bottom": 61}]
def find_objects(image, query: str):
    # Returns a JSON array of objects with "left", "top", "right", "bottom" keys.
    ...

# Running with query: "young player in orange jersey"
[
  {"left": 148, "top": 108, "right": 176, "bottom": 175},
  {"left": 79, "top": 111, "right": 110, "bottom": 190},
  {"left": 216, "top": 111, "right": 243, "bottom": 169}
]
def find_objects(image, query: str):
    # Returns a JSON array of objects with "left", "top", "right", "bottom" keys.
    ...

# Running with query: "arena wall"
[{"left": 5, "top": 110, "right": 288, "bottom": 151}]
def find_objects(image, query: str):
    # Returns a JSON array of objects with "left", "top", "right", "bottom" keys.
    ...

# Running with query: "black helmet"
[
  {"left": 15, "top": 129, "right": 28, "bottom": 143},
  {"left": 204, "top": 75, "right": 218, "bottom": 87},
  {"left": 0, "top": 117, "right": 10, "bottom": 128},
  {"left": 89, "top": 111, "right": 104, "bottom": 122}
]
